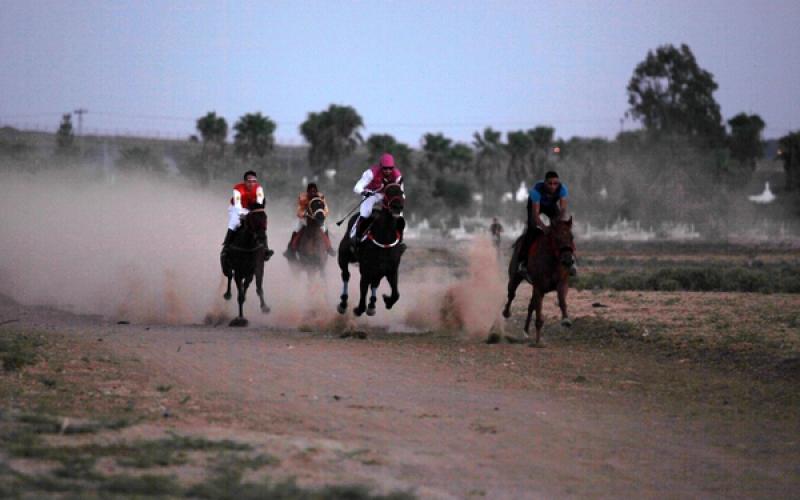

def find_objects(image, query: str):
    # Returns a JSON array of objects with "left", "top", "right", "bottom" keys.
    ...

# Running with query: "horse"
[
  {"left": 337, "top": 183, "right": 406, "bottom": 317},
  {"left": 286, "top": 196, "right": 332, "bottom": 277},
  {"left": 221, "top": 202, "right": 270, "bottom": 326},
  {"left": 502, "top": 216, "right": 575, "bottom": 346}
]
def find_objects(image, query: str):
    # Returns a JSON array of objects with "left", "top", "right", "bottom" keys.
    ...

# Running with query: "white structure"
[{"left": 748, "top": 182, "right": 776, "bottom": 204}]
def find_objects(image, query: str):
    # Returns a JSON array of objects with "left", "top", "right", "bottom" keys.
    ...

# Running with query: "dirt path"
[{"left": 4, "top": 288, "right": 798, "bottom": 499}]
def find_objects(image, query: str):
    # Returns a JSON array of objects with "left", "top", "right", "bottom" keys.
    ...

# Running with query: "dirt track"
[{"left": 2, "top": 279, "right": 799, "bottom": 498}]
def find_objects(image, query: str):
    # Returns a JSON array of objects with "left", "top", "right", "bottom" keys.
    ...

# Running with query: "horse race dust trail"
[{"left": 1, "top": 173, "right": 798, "bottom": 497}]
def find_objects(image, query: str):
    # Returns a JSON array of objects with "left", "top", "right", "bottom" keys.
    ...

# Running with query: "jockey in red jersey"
[
  {"left": 221, "top": 170, "right": 274, "bottom": 260},
  {"left": 283, "top": 182, "right": 336, "bottom": 259},
  {"left": 349, "top": 152, "right": 406, "bottom": 248}
]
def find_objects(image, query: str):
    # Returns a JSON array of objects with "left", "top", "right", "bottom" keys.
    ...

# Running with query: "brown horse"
[
  {"left": 286, "top": 196, "right": 331, "bottom": 277},
  {"left": 502, "top": 216, "right": 575, "bottom": 346}
]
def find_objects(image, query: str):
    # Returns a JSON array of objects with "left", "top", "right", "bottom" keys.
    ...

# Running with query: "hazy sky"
[{"left": 2, "top": 0, "right": 798, "bottom": 146}]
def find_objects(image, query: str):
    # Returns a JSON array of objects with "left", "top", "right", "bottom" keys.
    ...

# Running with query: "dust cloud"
[{"left": 0, "top": 167, "right": 507, "bottom": 338}]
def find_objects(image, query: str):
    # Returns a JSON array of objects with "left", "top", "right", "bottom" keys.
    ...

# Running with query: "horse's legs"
[
  {"left": 254, "top": 261, "right": 269, "bottom": 314},
  {"left": 531, "top": 290, "right": 545, "bottom": 347},
  {"left": 382, "top": 266, "right": 400, "bottom": 309},
  {"left": 224, "top": 275, "right": 233, "bottom": 301},
  {"left": 229, "top": 276, "right": 249, "bottom": 327},
  {"left": 353, "top": 276, "right": 369, "bottom": 316},
  {"left": 337, "top": 265, "right": 350, "bottom": 315},
  {"left": 336, "top": 252, "right": 350, "bottom": 314},
  {"left": 524, "top": 287, "right": 536, "bottom": 337},
  {"left": 367, "top": 285, "right": 378, "bottom": 316},
  {"left": 502, "top": 273, "right": 524, "bottom": 318},
  {"left": 557, "top": 281, "right": 571, "bottom": 327}
]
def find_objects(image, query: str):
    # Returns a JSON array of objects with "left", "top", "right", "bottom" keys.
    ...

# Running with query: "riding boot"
[
  {"left": 323, "top": 230, "right": 336, "bottom": 256},
  {"left": 349, "top": 216, "right": 369, "bottom": 252},
  {"left": 516, "top": 230, "right": 535, "bottom": 274},
  {"left": 283, "top": 232, "right": 298, "bottom": 260}
]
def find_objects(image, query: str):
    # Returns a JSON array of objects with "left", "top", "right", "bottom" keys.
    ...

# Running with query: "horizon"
[{"left": 2, "top": 1, "right": 799, "bottom": 146}]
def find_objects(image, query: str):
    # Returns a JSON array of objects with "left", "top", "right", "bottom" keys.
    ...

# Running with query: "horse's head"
[
  {"left": 382, "top": 183, "right": 405, "bottom": 218},
  {"left": 245, "top": 202, "right": 267, "bottom": 243},
  {"left": 305, "top": 196, "right": 327, "bottom": 226},
  {"left": 551, "top": 216, "right": 575, "bottom": 270}
]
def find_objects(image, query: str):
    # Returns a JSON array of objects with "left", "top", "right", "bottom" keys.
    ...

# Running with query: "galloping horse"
[
  {"left": 337, "top": 183, "right": 405, "bottom": 317},
  {"left": 502, "top": 216, "right": 575, "bottom": 346},
  {"left": 286, "top": 196, "right": 331, "bottom": 276},
  {"left": 221, "top": 202, "right": 270, "bottom": 326}
]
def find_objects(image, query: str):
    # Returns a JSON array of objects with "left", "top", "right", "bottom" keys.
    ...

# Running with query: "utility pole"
[{"left": 74, "top": 108, "right": 87, "bottom": 154}]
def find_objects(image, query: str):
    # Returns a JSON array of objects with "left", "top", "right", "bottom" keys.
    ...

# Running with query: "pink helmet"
[{"left": 379, "top": 153, "right": 395, "bottom": 168}]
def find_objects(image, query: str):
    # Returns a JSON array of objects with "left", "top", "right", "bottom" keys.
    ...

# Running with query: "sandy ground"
[{"left": 2, "top": 279, "right": 799, "bottom": 499}]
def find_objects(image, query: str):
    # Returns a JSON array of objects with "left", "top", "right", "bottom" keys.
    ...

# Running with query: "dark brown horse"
[
  {"left": 286, "top": 196, "right": 331, "bottom": 277},
  {"left": 502, "top": 216, "right": 575, "bottom": 346},
  {"left": 337, "top": 183, "right": 405, "bottom": 317},
  {"left": 221, "top": 203, "right": 270, "bottom": 326}
]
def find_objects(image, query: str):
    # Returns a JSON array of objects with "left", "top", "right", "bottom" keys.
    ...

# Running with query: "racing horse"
[
  {"left": 337, "top": 183, "right": 406, "bottom": 317},
  {"left": 286, "top": 196, "right": 331, "bottom": 276},
  {"left": 502, "top": 215, "right": 575, "bottom": 346},
  {"left": 221, "top": 202, "right": 270, "bottom": 326}
]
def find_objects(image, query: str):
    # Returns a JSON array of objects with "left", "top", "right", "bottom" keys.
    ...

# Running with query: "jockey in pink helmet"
[{"left": 349, "top": 152, "right": 405, "bottom": 247}]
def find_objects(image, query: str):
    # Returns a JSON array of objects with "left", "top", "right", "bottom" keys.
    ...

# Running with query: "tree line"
[{"left": 39, "top": 43, "right": 800, "bottom": 227}]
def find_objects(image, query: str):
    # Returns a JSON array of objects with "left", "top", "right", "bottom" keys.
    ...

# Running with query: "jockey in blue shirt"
[{"left": 515, "top": 170, "right": 576, "bottom": 275}]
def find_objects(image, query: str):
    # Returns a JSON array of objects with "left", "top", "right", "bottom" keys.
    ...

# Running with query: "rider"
[
  {"left": 515, "top": 171, "right": 575, "bottom": 275},
  {"left": 284, "top": 182, "right": 336, "bottom": 259},
  {"left": 489, "top": 217, "right": 504, "bottom": 246},
  {"left": 221, "top": 170, "right": 274, "bottom": 261},
  {"left": 349, "top": 152, "right": 405, "bottom": 249}
]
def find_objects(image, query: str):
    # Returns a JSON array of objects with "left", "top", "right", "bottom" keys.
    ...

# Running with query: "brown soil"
[{"left": 2, "top": 247, "right": 799, "bottom": 499}]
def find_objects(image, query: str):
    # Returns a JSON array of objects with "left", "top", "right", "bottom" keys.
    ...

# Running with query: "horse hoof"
[
  {"left": 502, "top": 308, "right": 510, "bottom": 319},
  {"left": 223, "top": 293, "right": 232, "bottom": 301},
  {"left": 353, "top": 307, "right": 364, "bottom": 317},
  {"left": 261, "top": 305, "right": 271, "bottom": 314},
  {"left": 229, "top": 318, "right": 248, "bottom": 327},
  {"left": 560, "top": 318, "right": 573, "bottom": 328},
  {"left": 366, "top": 307, "right": 376, "bottom": 317},
  {"left": 527, "top": 340, "right": 546, "bottom": 348},
  {"left": 382, "top": 294, "right": 398, "bottom": 309},
  {"left": 337, "top": 304, "right": 347, "bottom": 315}
]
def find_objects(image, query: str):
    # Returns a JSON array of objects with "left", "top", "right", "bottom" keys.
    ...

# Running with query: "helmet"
[{"left": 379, "top": 153, "right": 395, "bottom": 168}]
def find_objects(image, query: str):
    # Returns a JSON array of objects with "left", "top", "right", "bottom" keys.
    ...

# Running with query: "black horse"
[
  {"left": 502, "top": 216, "right": 575, "bottom": 346},
  {"left": 337, "top": 183, "right": 406, "bottom": 317},
  {"left": 221, "top": 203, "right": 270, "bottom": 326},
  {"left": 286, "top": 196, "right": 331, "bottom": 276}
]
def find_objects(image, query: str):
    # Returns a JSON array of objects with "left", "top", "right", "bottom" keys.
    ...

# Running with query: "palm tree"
[
  {"left": 299, "top": 104, "right": 363, "bottom": 176},
  {"left": 506, "top": 130, "right": 534, "bottom": 193},
  {"left": 473, "top": 127, "right": 506, "bottom": 193},
  {"left": 366, "top": 134, "right": 412, "bottom": 169},
  {"left": 528, "top": 126, "right": 555, "bottom": 179},
  {"left": 449, "top": 143, "right": 474, "bottom": 173},
  {"left": 233, "top": 112, "right": 276, "bottom": 160},
  {"left": 421, "top": 133, "right": 453, "bottom": 172},
  {"left": 196, "top": 112, "right": 228, "bottom": 157}
]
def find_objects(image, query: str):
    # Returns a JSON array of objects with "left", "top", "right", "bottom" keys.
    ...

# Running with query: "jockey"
[
  {"left": 284, "top": 182, "right": 336, "bottom": 259},
  {"left": 349, "top": 152, "right": 405, "bottom": 248},
  {"left": 515, "top": 170, "right": 575, "bottom": 275},
  {"left": 221, "top": 170, "right": 274, "bottom": 261}
]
